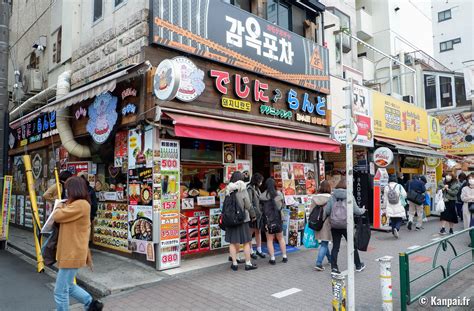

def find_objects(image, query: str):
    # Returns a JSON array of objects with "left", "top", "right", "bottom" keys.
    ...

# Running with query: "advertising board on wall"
[
  {"left": 428, "top": 116, "right": 442, "bottom": 148},
  {"left": 152, "top": 0, "right": 329, "bottom": 94},
  {"left": 439, "top": 112, "right": 474, "bottom": 155}
]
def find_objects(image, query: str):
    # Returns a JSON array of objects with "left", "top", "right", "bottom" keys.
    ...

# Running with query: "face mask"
[
  {"left": 469, "top": 179, "right": 474, "bottom": 186},
  {"left": 445, "top": 176, "right": 452, "bottom": 182}
]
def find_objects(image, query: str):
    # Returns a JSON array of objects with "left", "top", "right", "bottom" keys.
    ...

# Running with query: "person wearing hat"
[{"left": 384, "top": 175, "right": 407, "bottom": 238}]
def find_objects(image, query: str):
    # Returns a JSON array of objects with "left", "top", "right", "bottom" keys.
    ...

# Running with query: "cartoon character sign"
[{"left": 86, "top": 93, "right": 118, "bottom": 144}]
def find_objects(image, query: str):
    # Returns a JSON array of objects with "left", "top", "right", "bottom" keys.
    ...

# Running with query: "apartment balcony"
[
  {"left": 359, "top": 57, "right": 375, "bottom": 82},
  {"left": 356, "top": 8, "right": 373, "bottom": 41}
]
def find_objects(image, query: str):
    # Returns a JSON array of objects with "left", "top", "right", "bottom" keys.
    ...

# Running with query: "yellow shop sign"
[
  {"left": 221, "top": 97, "right": 251, "bottom": 112},
  {"left": 373, "top": 92, "right": 428, "bottom": 145},
  {"left": 428, "top": 115, "right": 441, "bottom": 148}
]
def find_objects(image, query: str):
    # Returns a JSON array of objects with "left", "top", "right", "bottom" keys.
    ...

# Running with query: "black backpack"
[
  {"left": 262, "top": 198, "right": 282, "bottom": 234},
  {"left": 220, "top": 191, "right": 245, "bottom": 229},
  {"left": 308, "top": 205, "right": 326, "bottom": 231}
]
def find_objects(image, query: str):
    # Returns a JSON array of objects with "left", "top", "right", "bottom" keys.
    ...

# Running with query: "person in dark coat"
[{"left": 407, "top": 175, "right": 426, "bottom": 231}]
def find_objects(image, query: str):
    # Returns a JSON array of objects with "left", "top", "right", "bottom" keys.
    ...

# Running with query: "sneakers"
[
  {"left": 256, "top": 251, "right": 266, "bottom": 258},
  {"left": 245, "top": 263, "right": 258, "bottom": 271},
  {"left": 449, "top": 228, "right": 454, "bottom": 234},
  {"left": 356, "top": 263, "right": 366, "bottom": 272},
  {"left": 88, "top": 300, "right": 104, "bottom": 311},
  {"left": 440, "top": 228, "right": 446, "bottom": 235},
  {"left": 250, "top": 253, "right": 258, "bottom": 260},
  {"left": 331, "top": 268, "right": 341, "bottom": 274},
  {"left": 393, "top": 229, "right": 399, "bottom": 239},
  {"left": 314, "top": 265, "right": 325, "bottom": 271},
  {"left": 415, "top": 227, "right": 421, "bottom": 231},
  {"left": 282, "top": 257, "right": 288, "bottom": 263},
  {"left": 269, "top": 259, "right": 276, "bottom": 265},
  {"left": 407, "top": 221, "right": 413, "bottom": 231}
]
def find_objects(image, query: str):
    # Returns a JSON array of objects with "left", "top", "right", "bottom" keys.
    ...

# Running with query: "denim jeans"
[
  {"left": 316, "top": 240, "right": 331, "bottom": 266},
  {"left": 390, "top": 217, "right": 403, "bottom": 231},
  {"left": 54, "top": 268, "right": 92, "bottom": 311}
]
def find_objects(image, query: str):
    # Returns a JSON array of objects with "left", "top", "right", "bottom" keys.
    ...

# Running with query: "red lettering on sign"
[
  {"left": 254, "top": 79, "right": 269, "bottom": 102},
  {"left": 234, "top": 74, "right": 250, "bottom": 99},
  {"left": 209, "top": 70, "right": 230, "bottom": 95}
]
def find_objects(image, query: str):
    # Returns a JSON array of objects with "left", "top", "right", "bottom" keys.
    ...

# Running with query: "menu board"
[
  {"left": 209, "top": 208, "right": 229, "bottom": 250},
  {"left": 9, "top": 195, "right": 16, "bottom": 224},
  {"left": 93, "top": 202, "right": 130, "bottom": 253},
  {"left": 276, "top": 162, "right": 316, "bottom": 198},
  {"left": 180, "top": 210, "right": 210, "bottom": 254},
  {"left": 288, "top": 203, "right": 306, "bottom": 247}
]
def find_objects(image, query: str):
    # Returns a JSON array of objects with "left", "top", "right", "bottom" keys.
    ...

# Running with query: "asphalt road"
[{"left": 0, "top": 249, "right": 56, "bottom": 311}]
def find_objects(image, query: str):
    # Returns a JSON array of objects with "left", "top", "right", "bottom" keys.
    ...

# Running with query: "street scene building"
[{"left": 0, "top": 1, "right": 472, "bottom": 310}]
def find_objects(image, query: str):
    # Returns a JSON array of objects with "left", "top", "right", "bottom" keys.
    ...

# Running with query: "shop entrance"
[{"left": 252, "top": 145, "right": 271, "bottom": 180}]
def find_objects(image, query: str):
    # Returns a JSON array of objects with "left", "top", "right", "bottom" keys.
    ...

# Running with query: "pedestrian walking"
[
  {"left": 324, "top": 179, "right": 366, "bottom": 274},
  {"left": 406, "top": 175, "right": 426, "bottom": 231},
  {"left": 260, "top": 177, "right": 288, "bottom": 265},
  {"left": 438, "top": 173, "right": 460, "bottom": 234},
  {"left": 53, "top": 176, "right": 103, "bottom": 311},
  {"left": 224, "top": 171, "right": 257, "bottom": 271},
  {"left": 310, "top": 180, "right": 332, "bottom": 271},
  {"left": 43, "top": 170, "right": 73, "bottom": 202},
  {"left": 384, "top": 175, "right": 407, "bottom": 239},
  {"left": 456, "top": 172, "right": 467, "bottom": 222},
  {"left": 247, "top": 173, "right": 266, "bottom": 259},
  {"left": 460, "top": 173, "right": 474, "bottom": 230}
]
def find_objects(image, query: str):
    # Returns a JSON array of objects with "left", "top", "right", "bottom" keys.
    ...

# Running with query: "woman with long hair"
[
  {"left": 53, "top": 176, "right": 103, "bottom": 310},
  {"left": 225, "top": 171, "right": 257, "bottom": 271},
  {"left": 439, "top": 172, "right": 460, "bottom": 234},
  {"left": 260, "top": 177, "right": 287, "bottom": 265},
  {"left": 247, "top": 173, "right": 266, "bottom": 259},
  {"left": 311, "top": 180, "right": 332, "bottom": 271}
]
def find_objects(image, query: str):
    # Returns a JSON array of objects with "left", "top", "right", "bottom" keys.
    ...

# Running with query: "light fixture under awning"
[{"left": 165, "top": 112, "right": 340, "bottom": 153}]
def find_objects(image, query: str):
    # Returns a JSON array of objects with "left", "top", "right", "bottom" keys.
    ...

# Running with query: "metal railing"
[{"left": 399, "top": 227, "right": 474, "bottom": 310}]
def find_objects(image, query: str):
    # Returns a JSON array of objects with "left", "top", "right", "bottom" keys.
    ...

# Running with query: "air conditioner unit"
[
  {"left": 404, "top": 54, "right": 414, "bottom": 66},
  {"left": 403, "top": 95, "right": 414, "bottom": 103},
  {"left": 336, "top": 35, "right": 352, "bottom": 53},
  {"left": 23, "top": 69, "right": 43, "bottom": 92}
]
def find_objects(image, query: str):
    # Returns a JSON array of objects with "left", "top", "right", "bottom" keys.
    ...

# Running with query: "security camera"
[{"left": 394, "top": 6, "right": 400, "bottom": 12}]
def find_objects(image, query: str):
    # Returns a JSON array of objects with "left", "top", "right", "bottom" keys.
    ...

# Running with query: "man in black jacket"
[{"left": 407, "top": 175, "right": 426, "bottom": 231}]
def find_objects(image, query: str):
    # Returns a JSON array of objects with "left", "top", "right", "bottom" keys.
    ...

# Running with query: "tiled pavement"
[{"left": 102, "top": 218, "right": 473, "bottom": 311}]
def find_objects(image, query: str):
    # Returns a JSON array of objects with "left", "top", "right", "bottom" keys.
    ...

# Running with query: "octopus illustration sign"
[{"left": 87, "top": 93, "right": 118, "bottom": 144}]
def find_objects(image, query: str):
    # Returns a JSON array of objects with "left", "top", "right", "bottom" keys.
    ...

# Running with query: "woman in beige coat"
[{"left": 310, "top": 181, "right": 332, "bottom": 271}]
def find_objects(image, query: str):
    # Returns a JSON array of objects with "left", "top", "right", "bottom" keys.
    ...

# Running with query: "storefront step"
[{"left": 6, "top": 226, "right": 167, "bottom": 297}]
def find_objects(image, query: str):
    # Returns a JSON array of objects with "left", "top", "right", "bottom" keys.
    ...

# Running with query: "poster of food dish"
[
  {"left": 223, "top": 143, "right": 236, "bottom": 164},
  {"left": 114, "top": 130, "right": 128, "bottom": 168},
  {"left": 439, "top": 112, "right": 474, "bottom": 155},
  {"left": 209, "top": 208, "right": 228, "bottom": 250},
  {"left": 93, "top": 202, "right": 130, "bottom": 253},
  {"left": 283, "top": 179, "right": 296, "bottom": 195},
  {"left": 292, "top": 164, "right": 305, "bottom": 180},
  {"left": 128, "top": 168, "right": 153, "bottom": 206},
  {"left": 236, "top": 160, "right": 251, "bottom": 179},
  {"left": 304, "top": 163, "right": 316, "bottom": 180},
  {"left": 128, "top": 126, "right": 153, "bottom": 170},
  {"left": 180, "top": 210, "right": 210, "bottom": 254},
  {"left": 224, "top": 164, "right": 237, "bottom": 183},
  {"left": 128, "top": 205, "right": 153, "bottom": 242}
]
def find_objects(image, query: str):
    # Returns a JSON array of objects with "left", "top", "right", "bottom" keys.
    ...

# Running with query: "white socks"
[
  {"left": 257, "top": 247, "right": 262, "bottom": 253},
  {"left": 283, "top": 254, "right": 287, "bottom": 259},
  {"left": 246, "top": 260, "right": 252, "bottom": 265},
  {"left": 271, "top": 256, "right": 275, "bottom": 261}
]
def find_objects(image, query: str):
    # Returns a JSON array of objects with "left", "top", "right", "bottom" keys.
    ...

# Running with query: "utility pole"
[
  {"left": 0, "top": 0, "right": 11, "bottom": 250},
  {"left": 344, "top": 78, "right": 355, "bottom": 310}
]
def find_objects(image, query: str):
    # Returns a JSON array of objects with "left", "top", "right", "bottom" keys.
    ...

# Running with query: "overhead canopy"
[
  {"left": 165, "top": 112, "right": 340, "bottom": 152},
  {"left": 42, "top": 62, "right": 151, "bottom": 113},
  {"left": 376, "top": 137, "right": 445, "bottom": 159}
]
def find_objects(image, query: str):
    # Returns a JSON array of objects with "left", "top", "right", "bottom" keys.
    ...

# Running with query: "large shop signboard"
[
  {"left": 152, "top": 0, "right": 329, "bottom": 94},
  {"left": 352, "top": 84, "right": 374, "bottom": 147},
  {"left": 373, "top": 92, "right": 428, "bottom": 145},
  {"left": 439, "top": 112, "right": 474, "bottom": 155},
  {"left": 9, "top": 112, "right": 58, "bottom": 149}
]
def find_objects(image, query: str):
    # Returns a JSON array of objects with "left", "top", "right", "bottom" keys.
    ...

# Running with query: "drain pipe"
[{"left": 56, "top": 71, "right": 91, "bottom": 158}]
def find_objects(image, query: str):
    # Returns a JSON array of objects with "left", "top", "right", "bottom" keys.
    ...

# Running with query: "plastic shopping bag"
[
  {"left": 303, "top": 223, "right": 319, "bottom": 249},
  {"left": 435, "top": 190, "right": 445, "bottom": 213}
]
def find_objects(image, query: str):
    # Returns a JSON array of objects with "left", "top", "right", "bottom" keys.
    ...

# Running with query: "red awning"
[{"left": 166, "top": 113, "right": 340, "bottom": 153}]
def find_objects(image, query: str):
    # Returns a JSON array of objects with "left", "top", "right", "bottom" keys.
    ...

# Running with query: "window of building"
[
  {"left": 424, "top": 75, "right": 437, "bottom": 110},
  {"left": 455, "top": 76, "right": 469, "bottom": 107},
  {"left": 93, "top": 0, "right": 103, "bottom": 23},
  {"left": 223, "top": 0, "right": 251, "bottom": 12},
  {"left": 114, "top": 0, "right": 125, "bottom": 7},
  {"left": 440, "top": 38, "right": 461, "bottom": 52},
  {"left": 438, "top": 9, "right": 451, "bottom": 22},
  {"left": 267, "top": 0, "right": 291, "bottom": 30},
  {"left": 439, "top": 76, "right": 453, "bottom": 108},
  {"left": 28, "top": 52, "right": 39, "bottom": 69},
  {"left": 52, "top": 27, "right": 62, "bottom": 64}
]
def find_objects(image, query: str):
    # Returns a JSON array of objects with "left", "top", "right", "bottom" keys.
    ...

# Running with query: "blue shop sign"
[{"left": 11, "top": 112, "right": 58, "bottom": 148}]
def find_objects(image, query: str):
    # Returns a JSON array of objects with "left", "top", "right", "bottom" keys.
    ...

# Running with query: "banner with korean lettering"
[
  {"left": 373, "top": 92, "right": 429, "bottom": 145},
  {"left": 152, "top": 0, "right": 329, "bottom": 94},
  {"left": 0, "top": 176, "right": 13, "bottom": 240}
]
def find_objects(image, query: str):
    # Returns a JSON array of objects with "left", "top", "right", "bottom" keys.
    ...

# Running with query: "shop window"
[
  {"left": 282, "top": 148, "right": 311, "bottom": 163},
  {"left": 223, "top": 0, "right": 251, "bottom": 12},
  {"left": 424, "top": 75, "right": 437, "bottom": 110},
  {"left": 438, "top": 9, "right": 451, "bottom": 22},
  {"left": 52, "top": 27, "right": 62, "bottom": 64},
  {"left": 439, "top": 76, "right": 453, "bottom": 108},
  {"left": 181, "top": 139, "right": 223, "bottom": 163},
  {"left": 93, "top": 0, "right": 103, "bottom": 23},
  {"left": 267, "top": 0, "right": 291, "bottom": 30},
  {"left": 455, "top": 76, "right": 468, "bottom": 107}
]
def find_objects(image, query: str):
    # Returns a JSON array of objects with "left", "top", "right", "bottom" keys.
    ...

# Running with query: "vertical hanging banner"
[
  {"left": 0, "top": 176, "right": 13, "bottom": 240},
  {"left": 158, "top": 139, "right": 181, "bottom": 270},
  {"left": 352, "top": 84, "right": 374, "bottom": 147}
]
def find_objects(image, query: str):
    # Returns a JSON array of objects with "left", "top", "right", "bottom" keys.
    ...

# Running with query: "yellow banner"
[
  {"left": 428, "top": 116, "right": 441, "bottom": 148},
  {"left": 221, "top": 97, "right": 251, "bottom": 112},
  {"left": 373, "top": 92, "right": 428, "bottom": 145}
]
